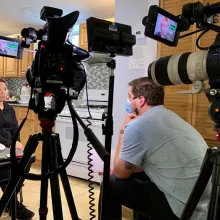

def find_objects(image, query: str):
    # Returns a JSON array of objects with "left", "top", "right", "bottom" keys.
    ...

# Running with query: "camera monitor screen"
[
  {"left": 0, "top": 36, "right": 23, "bottom": 59},
  {"left": 154, "top": 13, "right": 178, "bottom": 43}
]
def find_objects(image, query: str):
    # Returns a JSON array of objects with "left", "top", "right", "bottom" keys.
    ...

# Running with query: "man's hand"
[
  {"left": 121, "top": 113, "right": 138, "bottom": 130},
  {"left": 16, "top": 141, "right": 24, "bottom": 151}
]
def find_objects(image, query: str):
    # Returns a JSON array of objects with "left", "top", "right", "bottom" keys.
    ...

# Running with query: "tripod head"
[{"left": 28, "top": 89, "right": 66, "bottom": 122}]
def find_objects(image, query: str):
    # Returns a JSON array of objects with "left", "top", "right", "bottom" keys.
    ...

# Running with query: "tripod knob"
[
  {"left": 102, "top": 112, "right": 107, "bottom": 121},
  {"left": 102, "top": 124, "right": 106, "bottom": 135}
]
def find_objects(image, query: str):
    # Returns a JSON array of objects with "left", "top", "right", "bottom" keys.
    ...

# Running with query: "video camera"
[
  {"left": 21, "top": 6, "right": 90, "bottom": 95},
  {"left": 142, "top": 1, "right": 220, "bottom": 126}
]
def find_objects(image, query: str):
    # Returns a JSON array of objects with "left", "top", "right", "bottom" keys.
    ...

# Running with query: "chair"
[{"left": 0, "top": 154, "right": 36, "bottom": 212}]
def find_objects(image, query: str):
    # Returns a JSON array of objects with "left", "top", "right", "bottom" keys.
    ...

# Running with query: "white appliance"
[{"left": 55, "top": 89, "right": 108, "bottom": 183}]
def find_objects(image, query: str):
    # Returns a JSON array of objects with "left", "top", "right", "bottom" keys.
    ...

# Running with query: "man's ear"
[{"left": 139, "top": 96, "right": 147, "bottom": 107}]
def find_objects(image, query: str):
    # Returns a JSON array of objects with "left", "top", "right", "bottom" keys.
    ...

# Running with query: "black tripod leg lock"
[{"left": 39, "top": 207, "right": 48, "bottom": 216}]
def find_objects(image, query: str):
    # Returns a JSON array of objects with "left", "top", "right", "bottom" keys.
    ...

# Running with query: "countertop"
[{"left": 7, "top": 102, "right": 29, "bottom": 107}]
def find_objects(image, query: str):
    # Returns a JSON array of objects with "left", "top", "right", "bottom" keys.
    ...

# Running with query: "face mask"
[{"left": 125, "top": 98, "right": 133, "bottom": 113}]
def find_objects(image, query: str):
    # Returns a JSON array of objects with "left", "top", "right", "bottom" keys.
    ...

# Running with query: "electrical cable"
[
  {"left": 83, "top": 64, "right": 96, "bottom": 219},
  {"left": 86, "top": 117, "right": 96, "bottom": 220},
  {"left": 196, "top": 29, "right": 211, "bottom": 50}
]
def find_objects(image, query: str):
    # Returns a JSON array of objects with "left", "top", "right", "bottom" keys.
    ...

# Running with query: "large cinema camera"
[{"left": 143, "top": 2, "right": 220, "bottom": 219}]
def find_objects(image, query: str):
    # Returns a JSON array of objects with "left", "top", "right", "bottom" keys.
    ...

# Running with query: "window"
[
  {"left": 70, "top": 35, "right": 79, "bottom": 46},
  {"left": 69, "top": 24, "right": 80, "bottom": 46}
]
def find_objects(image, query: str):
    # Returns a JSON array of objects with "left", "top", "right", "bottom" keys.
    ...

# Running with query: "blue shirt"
[{"left": 120, "top": 105, "right": 211, "bottom": 219}]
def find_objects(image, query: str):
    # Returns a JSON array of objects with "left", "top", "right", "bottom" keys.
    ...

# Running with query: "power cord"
[
  {"left": 196, "top": 29, "right": 211, "bottom": 50},
  {"left": 86, "top": 118, "right": 96, "bottom": 220},
  {"left": 82, "top": 63, "right": 96, "bottom": 219}
]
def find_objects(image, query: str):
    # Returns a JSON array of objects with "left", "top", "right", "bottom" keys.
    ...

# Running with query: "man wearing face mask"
[{"left": 103, "top": 77, "right": 210, "bottom": 220}]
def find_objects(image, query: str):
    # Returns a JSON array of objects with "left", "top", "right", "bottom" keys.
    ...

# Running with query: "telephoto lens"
[{"left": 148, "top": 51, "right": 208, "bottom": 86}]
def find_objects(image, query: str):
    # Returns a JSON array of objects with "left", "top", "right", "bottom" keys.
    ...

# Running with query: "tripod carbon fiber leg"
[
  {"left": 38, "top": 120, "right": 80, "bottom": 220},
  {"left": 52, "top": 133, "right": 81, "bottom": 220},
  {"left": 39, "top": 135, "right": 50, "bottom": 220}
]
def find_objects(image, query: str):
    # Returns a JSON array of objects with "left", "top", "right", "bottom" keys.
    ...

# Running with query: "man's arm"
[
  {"left": 114, "top": 129, "right": 124, "bottom": 165},
  {"left": 114, "top": 125, "right": 146, "bottom": 179},
  {"left": 114, "top": 157, "right": 136, "bottom": 179}
]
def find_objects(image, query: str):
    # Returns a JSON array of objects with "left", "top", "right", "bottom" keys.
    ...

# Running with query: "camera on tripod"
[{"left": 21, "top": 6, "right": 88, "bottom": 95}]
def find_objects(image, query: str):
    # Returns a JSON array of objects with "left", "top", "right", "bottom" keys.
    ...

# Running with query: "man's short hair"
[{"left": 128, "top": 77, "right": 164, "bottom": 106}]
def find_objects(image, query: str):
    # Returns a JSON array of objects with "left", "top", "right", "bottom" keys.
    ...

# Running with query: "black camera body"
[
  {"left": 29, "top": 41, "right": 86, "bottom": 93},
  {"left": 22, "top": 6, "right": 88, "bottom": 94}
]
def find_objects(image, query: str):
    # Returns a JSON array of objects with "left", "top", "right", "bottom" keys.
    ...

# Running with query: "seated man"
[
  {"left": 0, "top": 77, "right": 34, "bottom": 219},
  {"left": 101, "top": 77, "right": 210, "bottom": 220}
]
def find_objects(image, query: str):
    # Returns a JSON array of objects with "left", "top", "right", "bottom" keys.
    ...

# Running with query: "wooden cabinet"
[
  {"left": 79, "top": 23, "right": 88, "bottom": 51},
  {"left": 3, "top": 57, "right": 18, "bottom": 77},
  {"left": 18, "top": 43, "right": 34, "bottom": 77},
  {"left": 2, "top": 34, "right": 34, "bottom": 78},
  {"left": 13, "top": 106, "right": 41, "bottom": 161},
  {"left": 13, "top": 106, "right": 56, "bottom": 161},
  {"left": 18, "top": 119, "right": 35, "bottom": 147},
  {"left": 79, "top": 17, "right": 115, "bottom": 51},
  {"left": 0, "top": 56, "right": 3, "bottom": 76}
]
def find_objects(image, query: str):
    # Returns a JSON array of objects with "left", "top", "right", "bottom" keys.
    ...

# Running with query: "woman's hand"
[{"left": 16, "top": 141, "right": 24, "bottom": 151}]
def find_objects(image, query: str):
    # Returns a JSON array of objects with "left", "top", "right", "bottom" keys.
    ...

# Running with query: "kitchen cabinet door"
[
  {"left": 18, "top": 119, "right": 35, "bottom": 149},
  {"left": 0, "top": 56, "right": 3, "bottom": 76},
  {"left": 79, "top": 23, "right": 88, "bottom": 51},
  {"left": 19, "top": 42, "right": 34, "bottom": 77},
  {"left": 3, "top": 57, "right": 18, "bottom": 77}
]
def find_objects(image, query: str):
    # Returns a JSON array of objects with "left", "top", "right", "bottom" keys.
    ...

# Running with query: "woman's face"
[{"left": 0, "top": 82, "right": 8, "bottom": 102}]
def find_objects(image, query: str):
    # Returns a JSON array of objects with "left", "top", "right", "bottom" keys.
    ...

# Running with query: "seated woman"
[{"left": 0, "top": 78, "right": 34, "bottom": 219}]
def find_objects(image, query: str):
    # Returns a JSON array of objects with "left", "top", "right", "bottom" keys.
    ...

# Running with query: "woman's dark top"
[{"left": 0, "top": 101, "right": 19, "bottom": 148}]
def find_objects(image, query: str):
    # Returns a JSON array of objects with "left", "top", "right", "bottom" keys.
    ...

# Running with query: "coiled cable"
[{"left": 86, "top": 118, "right": 96, "bottom": 220}]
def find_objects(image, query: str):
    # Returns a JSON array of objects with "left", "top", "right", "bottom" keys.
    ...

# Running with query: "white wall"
[{"left": 112, "top": 0, "right": 159, "bottom": 150}]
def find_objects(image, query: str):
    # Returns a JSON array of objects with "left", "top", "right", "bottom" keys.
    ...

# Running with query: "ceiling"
[{"left": 0, "top": 0, "right": 115, "bottom": 36}]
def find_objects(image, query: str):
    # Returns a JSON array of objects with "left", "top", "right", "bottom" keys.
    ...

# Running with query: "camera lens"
[{"left": 148, "top": 51, "right": 208, "bottom": 86}]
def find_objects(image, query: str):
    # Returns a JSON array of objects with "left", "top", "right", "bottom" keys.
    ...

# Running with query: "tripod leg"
[
  {"left": 180, "top": 148, "right": 213, "bottom": 220},
  {"left": 10, "top": 190, "right": 16, "bottom": 220},
  {"left": 208, "top": 148, "right": 220, "bottom": 220},
  {"left": 48, "top": 136, "right": 64, "bottom": 220},
  {"left": 52, "top": 134, "right": 81, "bottom": 220},
  {"left": 0, "top": 134, "right": 39, "bottom": 216},
  {"left": 39, "top": 136, "right": 50, "bottom": 220}
]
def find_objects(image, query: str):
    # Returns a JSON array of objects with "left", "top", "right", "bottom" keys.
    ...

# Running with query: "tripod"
[{"left": 0, "top": 93, "right": 109, "bottom": 219}]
